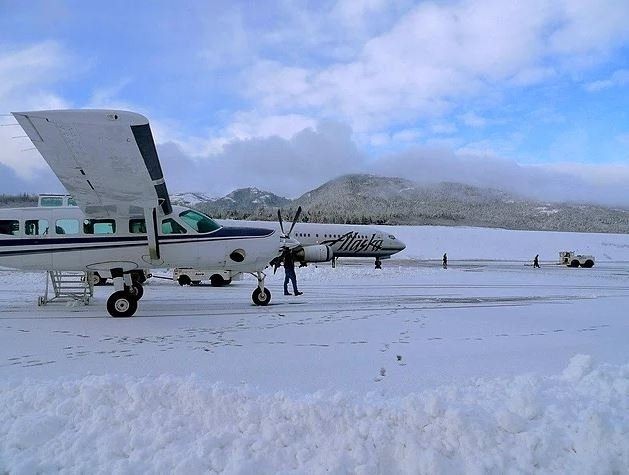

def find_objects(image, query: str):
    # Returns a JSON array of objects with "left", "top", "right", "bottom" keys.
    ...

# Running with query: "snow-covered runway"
[{"left": 2, "top": 260, "right": 628, "bottom": 395}]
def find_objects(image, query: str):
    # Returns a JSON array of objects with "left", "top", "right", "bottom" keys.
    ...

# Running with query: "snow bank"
[{"left": 1, "top": 356, "right": 627, "bottom": 474}]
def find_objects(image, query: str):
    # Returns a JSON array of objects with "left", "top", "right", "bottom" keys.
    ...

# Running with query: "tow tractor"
[{"left": 559, "top": 251, "right": 595, "bottom": 268}]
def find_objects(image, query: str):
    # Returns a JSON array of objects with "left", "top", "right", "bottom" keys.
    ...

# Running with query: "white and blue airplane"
[{"left": 0, "top": 109, "right": 295, "bottom": 317}]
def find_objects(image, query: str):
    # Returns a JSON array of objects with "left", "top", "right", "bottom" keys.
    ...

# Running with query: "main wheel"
[
  {"left": 252, "top": 287, "right": 271, "bottom": 306},
  {"left": 570, "top": 260, "right": 580, "bottom": 268},
  {"left": 178, "top": 275, "right": 191, "bottom": 286},
  {"left": 128, "top": 282, "right": 144, "bottom": 300},
  {"left": 107, "top": 291, "right": 138, "bottom": 318},
  {"left": 582, "top": 260, "right": 594, "bottom": 268}
]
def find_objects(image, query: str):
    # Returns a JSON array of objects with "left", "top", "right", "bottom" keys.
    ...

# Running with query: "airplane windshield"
[{"left": 178, "top": 210, "right": 221, "bottom": 233}]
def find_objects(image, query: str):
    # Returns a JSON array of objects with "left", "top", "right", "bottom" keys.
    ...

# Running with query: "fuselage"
[
  {"left": 219, "top": 220, "right": 406, "bottom": 259},
  {"left": 0, "top": 206, "right": 280, "bottom": 273}
]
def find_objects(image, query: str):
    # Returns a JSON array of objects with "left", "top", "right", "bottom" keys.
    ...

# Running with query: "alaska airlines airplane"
[
  {"left": 220, "top": 218, "right": 406, "bottom": 268},
  {"left": 0, "top": 109, "right": 295, "bottom": 317}
]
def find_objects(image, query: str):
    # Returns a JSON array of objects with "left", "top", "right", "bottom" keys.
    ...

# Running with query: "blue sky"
[{"left": 1, "top": 0, "right": 629, "bottom": 204}]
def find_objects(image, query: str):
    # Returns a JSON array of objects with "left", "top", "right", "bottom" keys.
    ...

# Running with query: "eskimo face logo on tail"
[{"left": 321, "top": 232, "right": 383, "bottom": 252}]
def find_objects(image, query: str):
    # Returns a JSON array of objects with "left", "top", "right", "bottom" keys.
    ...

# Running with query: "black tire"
[
  {"left": 583, "top": 260, "right": 594, "bottom": 268},
  {"left": 107, "top": 291, "right": 138, "bottom": 318},
  {"left": 252, "top": 287, "right": 271, "bottom": 306},
  {"left": 570, "top": 260, "right": 580, "bottom": 268},
  {"left": 210, "top": 274, "right": 230, "bottom": 287},
  {"left": 178, "top": 275, "right": 191, "bottom": 286},
  {"left": 129, "top": 282, "right": 144, "bottom": 300}
]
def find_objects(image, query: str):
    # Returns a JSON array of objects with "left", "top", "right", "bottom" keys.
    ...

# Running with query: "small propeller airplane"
[{"left": 0, "top": 109, "right": 297, "bottom": 317}]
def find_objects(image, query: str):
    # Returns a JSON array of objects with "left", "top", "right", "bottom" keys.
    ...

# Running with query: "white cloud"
[
  {"left": 159, "top": 120, "right": 364, "bottom": 198},
  {"left": 241, "top": 0, "right": 629, "bottom": 134}
]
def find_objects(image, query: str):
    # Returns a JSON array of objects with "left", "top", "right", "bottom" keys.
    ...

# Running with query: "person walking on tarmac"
[
  {"left": 282, "top": 247, "right": 302, "bottom": 296},
  {"left": 442, "top": 253, "right": 448, "bottom": 269},
  {"left": 533, "top": 254, "right": 540, "bottom": 268}
]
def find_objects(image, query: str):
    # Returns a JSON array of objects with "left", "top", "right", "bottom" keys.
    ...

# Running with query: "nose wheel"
[
  {"left": 250, "top": 271, "right": 271, "bottom": 306},
  {"left": 252, "top": 287, "right": 271, "bottom": 306}
]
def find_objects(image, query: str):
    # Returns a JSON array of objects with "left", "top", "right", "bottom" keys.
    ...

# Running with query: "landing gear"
[
  {"left": 251, "top": 271, "right": 271, "bottom": 306},
  {"left": 106, "top": 291, "right": 137, "bottom": 318},
  {"left": 375, "top": 258, "right": 382, "bottom": 269},
  {"left": 106, "top": 268, "right": 140, "bottom": 317},
  {"left": 129, "top": 282, "right": 144, "bottom": 300}
]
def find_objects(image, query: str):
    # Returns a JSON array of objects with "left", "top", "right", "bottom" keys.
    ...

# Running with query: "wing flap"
[{"left": 12, "top": 109, "right": 172, "bottom": 218}]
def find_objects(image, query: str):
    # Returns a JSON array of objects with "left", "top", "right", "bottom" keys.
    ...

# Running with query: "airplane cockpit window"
[
  {"left": 55, "top": 219, "right": 79, "bottom": 235},
  {"left": 129, "top": 219, "right": 147, "bottom": 234},
  {"left": 161, "top": 218, "right": 187, "bottom": 234},
  {"left": 178, "top": 210, "right": 220, "bottom": 233},
  {"left": 25, "top": 219, "right": 48, "bottom": 236},
  {"left": 0, "top": 220, "right": 19, "bottom": 235},
  {"left": 83, "top": 219, "right": 116, "bottom": 235},
  {"left": 388, "top": 235, "right": 396, "bottom": 240}
]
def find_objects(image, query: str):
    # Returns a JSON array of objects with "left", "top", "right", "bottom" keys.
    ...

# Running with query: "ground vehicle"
[
  {"left": 173, "top": 268, "right": 240, "bottom": 287},
  {"left": 559, "top": 251, "right": 595, "bottom": 268}
]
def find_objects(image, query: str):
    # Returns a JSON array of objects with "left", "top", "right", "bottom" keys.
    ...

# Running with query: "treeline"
[{"left": 0, "top": 193, "right": 38, "bottom": 208}]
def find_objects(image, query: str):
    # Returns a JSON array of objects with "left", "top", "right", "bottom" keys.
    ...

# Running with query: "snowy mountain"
[
  {"left": 170, "top": 192, "right": 218, "bottom": 207},
  {"left": 193, "top": 187, "right": 291, "bottom": 218},
  {"left": 292, "top": 174, "right": 629, "bottom": 233},
  {"left": 189, "top": 175, "right": 629, "bottom": 233}
]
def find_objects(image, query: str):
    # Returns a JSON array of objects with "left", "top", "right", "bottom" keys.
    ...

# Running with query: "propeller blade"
[
  {"left": 287, "top": 206, "right": 302, "bottom": 236},
  {"left": 277, "top": 209, "right": 285, "bottom": 235}
]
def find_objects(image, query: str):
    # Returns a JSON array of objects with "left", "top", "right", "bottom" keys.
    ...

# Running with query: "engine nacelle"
[{"left": 295, "top": 245, "right": 333, "bottom": 263}]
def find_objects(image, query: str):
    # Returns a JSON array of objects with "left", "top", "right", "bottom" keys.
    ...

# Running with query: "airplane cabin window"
[
  {"left": 0, "top": 220, "right": 19, "bottom": 235},
  {"left": 178, "top": 210, "right": 220, "bottom": 233},
  {"left": 83, "top": 219, "right": 116, "bottom": 234},
  {"left": 129, "top": 219, "right": 147, "bottom": 234},
  {"left": 25, "top": 219, "right": 48, "bottom": 236},
  {"left": 161, "top": 218, "right": 187, "bottom": 234},
  {"left": 55, "top": 219, "right": 79, "bottom": 235},
  {"left": 40, "top": 197, "right": 64, "bottom": 207}
]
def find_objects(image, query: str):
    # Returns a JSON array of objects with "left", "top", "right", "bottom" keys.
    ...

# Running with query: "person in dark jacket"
[
  {"left": 533, "top": 254, "right": 540, "bottom": 268},
  {"left": 282, "top": 248, "right": 302, "bottom": 296},
  {"left": 442, "top": 253, "right": 447, "bottom": 269}
]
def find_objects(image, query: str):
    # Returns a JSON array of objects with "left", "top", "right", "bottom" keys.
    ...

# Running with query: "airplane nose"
[{"left": 396, "top": 239, "right": 406, "bottom": 252}]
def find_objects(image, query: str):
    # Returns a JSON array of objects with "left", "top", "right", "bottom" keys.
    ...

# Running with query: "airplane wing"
[{"left": 12, "top": 109, "right": 172, "bottom": 218}]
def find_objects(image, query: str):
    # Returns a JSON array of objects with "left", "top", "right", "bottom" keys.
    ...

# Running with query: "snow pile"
[{"left": 1, "top": 356, "right": 628, "bottom": 473}]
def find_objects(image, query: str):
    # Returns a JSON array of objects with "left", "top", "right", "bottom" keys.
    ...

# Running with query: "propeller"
[
  {"left": 274, "top": 206, "right": 302, "bottom": 273},
  {"left": 278, "top": 206, "right": 302, "bottom": 238}
]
